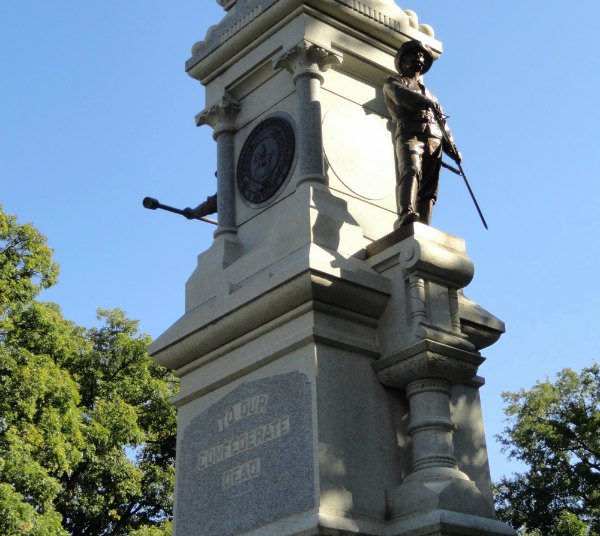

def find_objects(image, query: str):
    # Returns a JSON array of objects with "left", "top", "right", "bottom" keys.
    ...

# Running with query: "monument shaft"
[{"left": 150, "top": 2, "right": 515, "bottom": 535}]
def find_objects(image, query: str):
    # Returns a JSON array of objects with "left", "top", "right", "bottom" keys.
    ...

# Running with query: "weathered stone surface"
[
  {"left": 322, "top": 103, "right": 396, "bottom": 201},
  {"left": 176, "top": 372, "right": 314, "bottom": 536}
]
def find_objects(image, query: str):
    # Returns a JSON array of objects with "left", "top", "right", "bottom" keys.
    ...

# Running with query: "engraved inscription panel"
[{"left": 177, "top": 372, "right": 314, "bottom": 536}]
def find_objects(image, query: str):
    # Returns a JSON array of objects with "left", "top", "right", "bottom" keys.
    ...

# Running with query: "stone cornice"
[
  {"left": 186, "top": 0, "right": 441, "bottom": 82},
  {"left": 149, "top": 268, "right": 390, "bottom": 371}
]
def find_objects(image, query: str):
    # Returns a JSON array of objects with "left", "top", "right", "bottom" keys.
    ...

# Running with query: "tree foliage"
[
  {"left": 495, "top": 364, "right": 600, "bottom": 536},
  {"left": 0, "top": 206, "right": 177, "bottom": 535},
  {"left": 0, "top": 207, "right": 58, "bottom": 326}
]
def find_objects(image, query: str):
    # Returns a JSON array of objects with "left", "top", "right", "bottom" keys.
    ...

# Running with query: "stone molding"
[
  {"left": 150, "top": 268, "right": 390, "bottom": 371},
  {"left": 190, "top": 0, "right": 275, "bottom": 62},
  {"left": 373, "top": 339, "right": 484, "bottom": 389},
  {"left": 218, "top": 5, "right": 262, "bottom": 44},
  {"left": 406, "top": 377, "right": 452, "bottom": 397},
  {"left": 335, "top": 0, "right": 433, "bottom": 36},
  {"left": 388, "top": 508, "right": 516, "bottom": 536}
]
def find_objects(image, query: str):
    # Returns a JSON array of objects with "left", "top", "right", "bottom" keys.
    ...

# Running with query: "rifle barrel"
[
  {"left": 142, "top": 197, "right": 217, "bottom": 225},
  {"left": 456, "top": 161, "right": 488, "bottom": 230},
  {"left": 433, "top": 112, "right": 488, "bottom": 230}
]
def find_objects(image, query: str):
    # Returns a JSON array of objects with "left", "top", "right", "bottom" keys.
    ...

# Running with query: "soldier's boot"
[
  {"left": 397, "top": 175, "right": 420, "bottom": 227},
  {"left": 417, "top": 198, "right": 435, "bottom": 225}
]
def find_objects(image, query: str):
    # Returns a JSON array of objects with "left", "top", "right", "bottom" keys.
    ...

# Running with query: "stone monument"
[{"left": 149, "top": 1, "right": 515, "bottom": 535}]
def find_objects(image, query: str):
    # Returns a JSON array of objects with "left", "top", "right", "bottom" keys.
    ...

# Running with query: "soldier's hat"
[{"left": 395, "top": 40, "right": 433, "bottom": 74}]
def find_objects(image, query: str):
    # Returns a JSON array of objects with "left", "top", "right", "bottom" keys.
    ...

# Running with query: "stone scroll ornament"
[{"left": 236, "top": 116, "right": 295, "bottom": 205}]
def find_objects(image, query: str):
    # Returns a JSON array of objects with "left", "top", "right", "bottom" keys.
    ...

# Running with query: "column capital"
[
  {"left": 273, "top": 41, "right": 342, "bottom": 84},
  {"left": 195, "top": 93, "right": 241, "bottom": 138}
]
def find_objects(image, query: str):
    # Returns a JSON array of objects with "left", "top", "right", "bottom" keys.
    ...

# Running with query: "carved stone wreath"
[{"left": 236, "top": 117, "right": 295, "bottom": 205}]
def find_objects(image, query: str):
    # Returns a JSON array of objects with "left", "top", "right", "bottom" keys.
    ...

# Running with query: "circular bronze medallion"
[{"left": 237, "top": 116, "right": 295, "bottom": 205}]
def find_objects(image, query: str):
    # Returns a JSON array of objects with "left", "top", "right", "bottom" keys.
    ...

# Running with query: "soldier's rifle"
[
  {"left": 432, "top": 105, "right": 489, "bottom": 230},
  {"left": 142, "top": 197, "right": 218, "bottom": 225}
]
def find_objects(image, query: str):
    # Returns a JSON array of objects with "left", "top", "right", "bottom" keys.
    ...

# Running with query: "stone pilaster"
[
  {"left": 274, "top": 41, "right": 341, "bottom": 186},
  {"left": 195, "top": 94, "right": 241, "bottom": 238}
]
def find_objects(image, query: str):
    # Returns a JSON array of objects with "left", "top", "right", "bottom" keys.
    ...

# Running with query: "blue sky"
[{"left": 2, "top": 1, "right": 599, "bottom": 484}]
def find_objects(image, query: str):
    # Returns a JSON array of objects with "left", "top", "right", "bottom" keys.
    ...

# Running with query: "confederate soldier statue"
[{"left": 384, "top": 40, "right": 461, "bottom": 227}]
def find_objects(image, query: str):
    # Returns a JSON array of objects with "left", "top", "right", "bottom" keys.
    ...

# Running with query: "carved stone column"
[
  {"left": 369, "top": 225, "right": 499, "bottom": 524},
  {"left": 196, "top": 95, "right": 241, "bottom": 238},
  {"left": 274, "top": 41, "right": 341, "bottom": 186},
  {"left": 406, "top": 378, "right": 460, "bottom": 475}
]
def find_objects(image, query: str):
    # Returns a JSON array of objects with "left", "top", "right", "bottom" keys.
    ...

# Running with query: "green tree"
[
  {"left": 0, "top": 205, "right": 177, "bottom": 535},
  {"left": 0, "top": 206, "right": 58, "bottom": 320},
  {"left": 495, "top": 364, "right": 600, "bottom": 536}
]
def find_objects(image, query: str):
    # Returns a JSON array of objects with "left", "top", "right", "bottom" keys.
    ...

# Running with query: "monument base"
[
  {"left": 388, "top": 510, "right": 516, "bottom": 536},
  {"left": 387, "top": 467, "right": 495, "bottom": 523},
  {"left": 153, "top": 220, "right": 515, "bottom": 536}
]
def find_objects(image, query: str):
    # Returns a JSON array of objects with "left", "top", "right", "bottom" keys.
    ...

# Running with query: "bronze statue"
[{"left": 384, "top": 40, "right": 461, "bottom": 227}]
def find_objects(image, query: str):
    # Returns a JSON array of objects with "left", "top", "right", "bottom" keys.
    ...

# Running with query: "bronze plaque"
[{"left": 236, "top": 116, "right": 295, "bottom": 204}]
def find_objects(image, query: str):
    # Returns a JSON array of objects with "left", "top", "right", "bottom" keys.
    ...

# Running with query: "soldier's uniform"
[{"left": 383, "top": 41, "right": 459, "bottom": 226}]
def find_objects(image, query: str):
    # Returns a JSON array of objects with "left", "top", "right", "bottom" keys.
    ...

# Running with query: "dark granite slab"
[{"left": 177, "top": 371, "right": 314, "bottom": 535}]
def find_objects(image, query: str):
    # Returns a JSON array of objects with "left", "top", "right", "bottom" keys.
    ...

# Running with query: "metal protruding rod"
[
  {"left": 142, "top": 197, "right": 217, "bottom": 225},
  {"left": 143, "top": 196, "right": 184, "bottom": 215}
]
